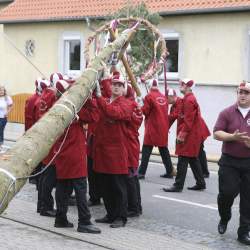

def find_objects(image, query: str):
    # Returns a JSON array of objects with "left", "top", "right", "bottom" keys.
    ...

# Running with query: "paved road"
[
  {"left": 135, "top": 162, "right": 244, "bottom": 249},
  {"left": 0, "top": 146, "right": 247, "bottom": 249}
]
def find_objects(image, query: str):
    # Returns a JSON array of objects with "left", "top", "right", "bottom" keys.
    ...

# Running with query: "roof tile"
[{"left": 0, "top": 0, "right": 250, "bottom": 22}]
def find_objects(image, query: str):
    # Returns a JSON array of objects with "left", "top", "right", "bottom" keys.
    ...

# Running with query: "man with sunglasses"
[{"left": 214, "top": 82, "right": 250, "bottom": 245}]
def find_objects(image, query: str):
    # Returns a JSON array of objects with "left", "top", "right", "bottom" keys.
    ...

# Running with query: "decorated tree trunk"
[{"left": 0, "top": 29, "right": 136, "bottom": 214}]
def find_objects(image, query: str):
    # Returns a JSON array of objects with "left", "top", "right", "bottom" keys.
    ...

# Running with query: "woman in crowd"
[{"left": 0, "top": 86, "right": 13, "bottom": 151}]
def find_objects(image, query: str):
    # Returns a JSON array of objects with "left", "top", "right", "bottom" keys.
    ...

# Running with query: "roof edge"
[
  {"left": 159, "top": 6, "right": 250, "bottom": 16},
  {"left": 0, "top": 15, "right": 105, "bottom": 24},
  {"left": 1, "top": 5, "right": 250, "bottom": 24}
]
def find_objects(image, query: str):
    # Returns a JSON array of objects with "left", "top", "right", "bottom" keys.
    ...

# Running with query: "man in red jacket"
[
  {"left": 54, "top": 80, "right": 101, "bottom": 234},
  {"left": 94, "top": 73, "right": 133, "bottom": 228},
  {"left": 163, "top": 79, "right": 206, "bottom": 192},
  {"left": 138, "top": 79, "right": 173, "bottom": 179},
  {"left": 25, "top": 78, "right": 44, "bottom": 186},
  {"left": 168, "top": 88, "right": 210, "bottom": 178}
]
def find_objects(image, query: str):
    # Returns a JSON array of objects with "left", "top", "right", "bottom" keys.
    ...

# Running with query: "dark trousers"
[
  {"left": 126, "top": 175, "right": 142, "bottom": 214},
  {"left": 198, "top": 143, "right": 209, "bottom": 176},
  {"left": 174, "top": 156, "right": 205, "bottom": 189},
  {"left": 0, "top": 117, "right": 7, "bottom": 144},
  {"left": 56, "top": 177, "right": 91, "bottom": 225},
  {"left": 38, "top": 164, "right": 56, "bottom": 212},
  {"left": 139, "top": 145, "right": 173, "bottom": 176},
  {"left": 218, "top": 163, "right": 250, "bottom": 236},
  {"left": 101, "top": 173, "right": 128, "bottom": 222},
  {"left": 87, "top": 157, "right": 101, "bottom": 202},
  {"left": 30, "top": 162, "right": 43, "bottom": 189}
]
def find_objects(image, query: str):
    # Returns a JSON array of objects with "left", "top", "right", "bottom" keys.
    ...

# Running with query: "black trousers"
[
  {"left": 138, "top": 145, "right": 173, "bottom": 176},
  {"left": 218, "top": 160, "right": 250, "bottom": 236},
  {"left": 126, "top": 175, "right": 142, "bottom": 214},
  {"left": 174, "top": 156, "right": 205, "bottom": 189},
  {"left": 101, "top": 173, "right": 128, "bottom": 222},
  {"left": 87, "top": 157, "right": 102, "bottom": 202},
  {"left": 198, "top": 143, "right": 209, "bottom": 176},
  {"left": 55, "top": 177, "right": 91, "bottom": 225},
  {"left": 38, "top": 164, "right": 56, "bottom": 212}
]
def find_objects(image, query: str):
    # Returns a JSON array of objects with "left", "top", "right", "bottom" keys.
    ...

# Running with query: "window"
[
  {"left": 59, "top": 33, "right": 83, "bottom": 78},
  {"left": 161, "top": 32, "right": 180, "bottom": 80}
]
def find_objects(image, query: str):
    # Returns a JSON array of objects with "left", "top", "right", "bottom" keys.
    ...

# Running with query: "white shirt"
[
  {"left": 0, "top": 96, "right": 12, "bottom": 118},
  {"left": 238, "top": 106, "right": 250, "bottom": 118}
]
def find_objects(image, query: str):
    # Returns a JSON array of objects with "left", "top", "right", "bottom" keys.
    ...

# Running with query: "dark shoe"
[
  {"left": 203, "top": 173, "right": 210, "bottom": 178},
  {"left": 87, "top": 200, "right": 101, "bottom": 207},
  {"left": 138, "top": 174, "right": 145, "bottom": 180},
  {"left": 160, "top": 173, "right": 173, "bottom": 179},
  {"left": 218, "top": 220, "right": 228, "bottom": 234},
  {"left": 163, "top": 186, "right": 182, "bottom": 192},
  {"left": 77, "top": 224, "right": 101, "bottom": 234},
  {"left": 54, "top": 221, "right": 74, "bottom": 228},
  {"left": 127, "top": 211, "right": 140, "bottom": 218},
  {"left": 110, "top": 219, "right": 126, "bottom": 228},
  {"left": 187, "top": 185, "right": 206, "bottom": 191},
  {"left": 29, "top": 178, "right": 37, "bottom": 185},
  {"left": 238, "top": 233, "right": 250, "bottom": 245},
  {"left": 40, "top": 209, "right": 56, "bottom": 217},
  {"left": 95, "top": 215, "right": 112, "bottom": 224}
]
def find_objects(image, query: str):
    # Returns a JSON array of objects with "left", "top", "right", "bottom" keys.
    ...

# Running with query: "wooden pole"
[
  {"left": 109, "top": 28, "right": 142, "bottom": 97},
  {"left": 0, "top": 29, "right": 136, "bottom": 214}
]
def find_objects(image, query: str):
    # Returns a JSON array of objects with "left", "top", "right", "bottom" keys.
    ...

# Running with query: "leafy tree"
[{"left": 108, "top": 2, "right": 162, "bottom": 76}]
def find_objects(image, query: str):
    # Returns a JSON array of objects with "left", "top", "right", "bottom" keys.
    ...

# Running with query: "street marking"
[{"left": 153, "top": 195, "right": 218, "bottom": 210}]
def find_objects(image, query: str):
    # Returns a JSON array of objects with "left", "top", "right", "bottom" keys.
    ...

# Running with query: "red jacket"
[
  {"left": 38, "top": 88, "right": 57, "bottom": 165},
  {"left": 125, "top": 100, "right": 143, "bottom": 168},
  {"left": 142, "top": 89, "right": 169, "bottom": 147},
  {"left": 55, "top": 100, "right": 99, "bottom": 179},
  {"left": 86, "top": 79, "right": 111, "bottom": 159},
  {"left": 93, "top": 96, "right": 133, "bottom": 174},
  {"left": 175, "top": 92, "right": 203, "bottom": 157},
  {"left": 24, "top": 93, "right": 40, "bottom": 131}
]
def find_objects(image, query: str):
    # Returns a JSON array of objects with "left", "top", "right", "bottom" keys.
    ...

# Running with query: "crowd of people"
[{"left": 24, "top": 69, "right": 250, "bottom": 245}]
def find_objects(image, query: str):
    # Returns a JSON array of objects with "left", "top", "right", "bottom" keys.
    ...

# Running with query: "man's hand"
[
  {"left": 232, "top": 129, "right": 248, "bottom": 142},
  {"left": 242, "top": 136, "right": 250, "bottom": 148},
  {"left": 176, "top": 136, "right": 184, "bottom": 144},
  {"left": 136, "top": 97, "right": 144, "bottom": 107}
]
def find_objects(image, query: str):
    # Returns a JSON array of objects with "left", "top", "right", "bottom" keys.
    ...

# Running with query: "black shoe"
[
  {"left": 87, "top": 200, "right": 101, "bottom": 207},
  {"left": 238, "top": 233, "right": 250, "bottom": 245},
  {"left": 29, "top": 178, "right": 37, "bottom": 185},
  {"left": 95, "top": 215, "right": 112, "bottom": 224},
  {"left": 218, "top": 220, "right": 228, "bottom": 234},
  {"left": 110, "top": 219, "right": 126, "bottom": 228},
  {"left": 203, "top": 173, "right": 210, "bottom": 178},
  {"left": 163, "top": 186, "right": 182, "bottom": 192},
  {"left": 77, "top": 224, "right": 101, "bottom": 234},
  {"left": 54, "top": 221, "right": 74, "bottom": 228},
  {"left": 127, "top": 211, "right": 140, "bottom": 218},
  {"left": 40, "top": 209, "right": 56, "bottom": 217},
  {"left": 160, "top": 173, "right": 173, "bottom": 179},
  {"left": 187, "top": 185, "right": 206, "bottom": 191},
  {"left": 138, "top": 174, "right": 145, "bottom": 180}
]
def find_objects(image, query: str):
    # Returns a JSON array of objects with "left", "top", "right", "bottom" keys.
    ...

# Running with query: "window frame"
[
  {"left": 59, "top": 32, "right": 84, "bottom": 78},
  {"left": 160, "top": 32, "right": 180, "bottom": 81}
]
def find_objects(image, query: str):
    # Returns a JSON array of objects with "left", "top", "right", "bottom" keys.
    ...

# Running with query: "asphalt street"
[
  {"left": 0, "top": 141, "right": 247, "bottom": 249},
  {"left": 138, "top": 162, "right": 240, "bottom": 241}
]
